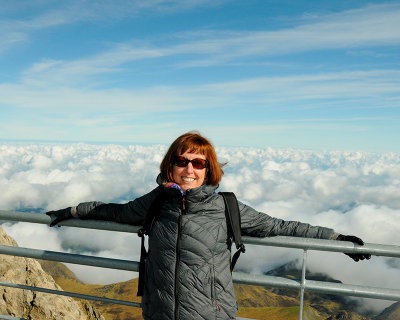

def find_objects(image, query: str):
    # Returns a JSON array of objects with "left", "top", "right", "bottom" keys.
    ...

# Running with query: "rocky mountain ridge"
[{"left": 0, "top": 225, "right": 104, "bottom": 320}]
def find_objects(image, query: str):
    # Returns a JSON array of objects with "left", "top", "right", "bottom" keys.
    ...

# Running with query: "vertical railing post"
[{"left": 298, "top": 249, "right": 308, "bottom": 320}]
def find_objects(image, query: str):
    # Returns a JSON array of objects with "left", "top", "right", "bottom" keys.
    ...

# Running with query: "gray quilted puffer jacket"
[{"left": 75, "top": 178, "right": 336, "bottom": 320}]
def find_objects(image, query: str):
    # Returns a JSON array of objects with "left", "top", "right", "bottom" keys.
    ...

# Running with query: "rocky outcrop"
[
  {"left": 0, "top": 225, "right": 104, "bottom": 320},
  {"left": 325, "top": 310, "right": 368, "bottom": 319},
  {"left": 374, "top": 301, "right": 400, "bottom": 320}
]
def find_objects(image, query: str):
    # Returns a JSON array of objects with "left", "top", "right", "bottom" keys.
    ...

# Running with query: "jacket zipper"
[
  {"left": 211, "top": 256, "right": 221, "bottom": 315},
  {"left": 174, "top": 196, "right": 185, "bottom": 320}
]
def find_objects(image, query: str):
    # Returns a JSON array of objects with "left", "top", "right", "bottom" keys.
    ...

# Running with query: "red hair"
[{"left": 160, "top": 131, "right": 224, "bottom": 186}]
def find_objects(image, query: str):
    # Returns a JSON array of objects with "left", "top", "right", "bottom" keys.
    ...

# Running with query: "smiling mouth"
[{"left": 182, "top": 177, "right": 195, "bottom": 182}]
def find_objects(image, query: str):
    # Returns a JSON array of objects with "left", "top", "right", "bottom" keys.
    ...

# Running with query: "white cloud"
[
  {"left": 0, "top": 142, "right": 399, "bottom": 313},
  {"left": 3, "top": 222, "right": 62, "bottom": 252},
  {"left": 0, "top": 143, "right": 164, "bottom": 210}
]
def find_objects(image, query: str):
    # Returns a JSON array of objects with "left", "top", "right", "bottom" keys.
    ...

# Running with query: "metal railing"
[{"left": 1, "top": 210, "right": 400, "bottom": 320}]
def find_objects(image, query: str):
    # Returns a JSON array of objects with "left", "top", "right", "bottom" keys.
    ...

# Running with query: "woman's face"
[{"left": 172, "top": 152, "right": 207, "bottom": 191}]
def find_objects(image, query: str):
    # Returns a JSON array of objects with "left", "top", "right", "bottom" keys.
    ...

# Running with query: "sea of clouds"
[{"left": 1, "top": 142, "right": 399, "bottom": 312}]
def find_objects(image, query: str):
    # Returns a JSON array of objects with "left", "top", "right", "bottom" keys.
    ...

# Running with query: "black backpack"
[{"left": 136, "top": 190, "right": 245, "bottom": 296}]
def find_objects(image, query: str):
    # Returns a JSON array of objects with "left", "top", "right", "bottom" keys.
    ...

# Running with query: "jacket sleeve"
[
  {"left": 74, "top": 186, "right": 162, "bottom": 226},
  {"left": 239, "top": 201, "right": 336, "bottom": 240}
]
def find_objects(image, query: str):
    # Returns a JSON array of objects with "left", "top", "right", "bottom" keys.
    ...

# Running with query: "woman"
[{"left": 47, "top": 131, "right": 370, "bottom": 320}]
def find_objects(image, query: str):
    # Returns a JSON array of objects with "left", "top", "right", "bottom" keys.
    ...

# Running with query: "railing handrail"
[
  {"left": 0, "top": 210, "right": 140, "bottom": 233},
  {"left": 1, "top": 210, "right": 400, "bottom": 320},
  {"left": 1, "top": 210, "right": 399, "bottom": 258}
]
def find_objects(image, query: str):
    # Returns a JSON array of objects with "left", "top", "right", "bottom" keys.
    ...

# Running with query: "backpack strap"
[
  {"left": 138, "top": 186, "right": 167, "bottom": 237},
  {"left": 137, "top": 187, "right": 166, "bottom": 296},
  {"left": 219, "top": 192, "right": 246, "bottom": 271}
]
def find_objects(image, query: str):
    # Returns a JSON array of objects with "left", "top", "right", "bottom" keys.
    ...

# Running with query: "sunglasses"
[{"left": 174, "top": 156, "right": 208, "bottom": 169}]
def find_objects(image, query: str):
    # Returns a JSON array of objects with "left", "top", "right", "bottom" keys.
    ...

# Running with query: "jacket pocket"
[{"left": 212, "top": 264, "right": 222, "bottom": 316}]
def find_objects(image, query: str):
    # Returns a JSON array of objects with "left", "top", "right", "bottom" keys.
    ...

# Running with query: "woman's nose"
[{"left": 186, "top": 163, "right": 194, "bottom": 173}]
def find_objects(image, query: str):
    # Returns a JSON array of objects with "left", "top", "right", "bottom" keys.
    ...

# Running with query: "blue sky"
[{"left": 0, "top": 0, "right": 399, "bottom": 152}]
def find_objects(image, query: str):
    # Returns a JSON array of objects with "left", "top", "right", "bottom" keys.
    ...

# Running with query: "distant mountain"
[
  {"left": 263, "top": 261, "right": 365, "bottom": 316},
  {"left": 374, "top": 301, "right": 400, "bottom": 320},
  {"left": 263, "top": 261, "right": 400, "bottom": 320},
  {"left": 38, "top": 259, "right": 143, "bottom": 320}
]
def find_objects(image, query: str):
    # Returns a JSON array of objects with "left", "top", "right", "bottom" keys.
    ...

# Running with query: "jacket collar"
[{"left": 156, "top": 174, "right": 217, "bottom": 201}]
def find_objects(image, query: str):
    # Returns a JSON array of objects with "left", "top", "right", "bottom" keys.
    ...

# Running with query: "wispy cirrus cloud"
[
  {"left": 139, "top": 3, "right": 400, "bottom": 63},
  {"left": 2, "top": 69, "right": 398, "bottom": 111},
  {"left": 0, "top": 0, "right": 226, "bottom": 54},
  {"left": 0, "top": 67, "right": 398, "bottom": 151},
  {"left": 7, "top": 2, "right": 399, "bottom": 86}
]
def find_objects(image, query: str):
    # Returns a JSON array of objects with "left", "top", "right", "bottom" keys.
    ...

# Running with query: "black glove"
[
  {"left": 336, "top": 234, "right": 371, "bottom": 262},
  {"left": 46, "top": 207, "right": 72, "bottom": 227}
]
